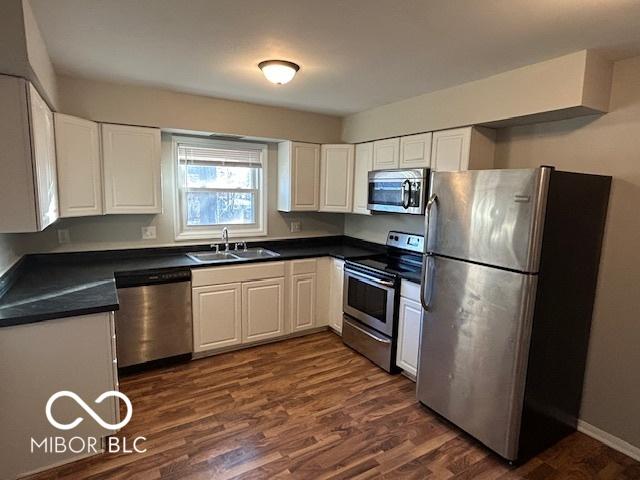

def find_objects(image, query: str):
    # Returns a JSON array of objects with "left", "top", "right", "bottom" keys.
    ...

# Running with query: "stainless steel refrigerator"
[{"left": 417, "top": 166, "right": 611, "bottom": 462}]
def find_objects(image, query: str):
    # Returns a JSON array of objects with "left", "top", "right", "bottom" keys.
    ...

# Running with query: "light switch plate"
[
  {"left": 141, "top": 226, "right": 157, "bottom": 240},
  {"left": 57, "top": 229, "right": 70, "bottom": 244},
  {"left": 290, "top": 220, "right": 301, "bottom": 233}
]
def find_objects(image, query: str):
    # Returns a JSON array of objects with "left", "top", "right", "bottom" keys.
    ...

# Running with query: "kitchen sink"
[
  {"left": 186, "top": 251, "right": 241, "bottom": 263},
  {"left": 233, "top": 248, "right": 280, "bottom": 259},
  {"left": 187, "top": 248, "right": 280, "bottom": 263}
]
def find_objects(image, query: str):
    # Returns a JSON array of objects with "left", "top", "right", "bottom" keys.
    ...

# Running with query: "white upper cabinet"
[
  {"left": 278, "top": 141, "right": 320, "bottom": 211},
  {"left": 373, "top": 137, "right": 400, "bottom": 170},
  {"left": 399, "top": 132, "right": 432, "bottom": 169},
  {"left": 319, "top": 144, "right": 354, "bottom": 213},
  {"left": 54, "top": 114, "right": 103, "bottom": 217},
  {"left": 431, "top": 126, "right": 495, "bottom": 172},
  {"left": 0, "top": 76, "right": 58, "bottom": 233},
  {"left": 102, "top": 123, "right": 162, "bottom": 214},
  {"left": 352, "top": 142, "right": 373, "bottom": 215}
]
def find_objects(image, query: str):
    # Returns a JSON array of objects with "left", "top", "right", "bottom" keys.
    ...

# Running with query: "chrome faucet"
[{"left": 221, "top": 227, "right": 230, "bottom": 251}]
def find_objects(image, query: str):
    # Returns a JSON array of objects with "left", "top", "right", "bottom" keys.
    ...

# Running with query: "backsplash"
[{"left": 344, "top": 213, "right": 425, "bottom": 245}]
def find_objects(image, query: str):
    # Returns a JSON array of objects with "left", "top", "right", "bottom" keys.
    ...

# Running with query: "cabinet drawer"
[
  {"left": 192, "top": 261, "right": 286, "bottom": 287},
  {"left": 289, "top": 258, "right": 317, "bottom": 275},
  {"left": 400, "top": 279, "right": 421, "bottom": 302}
]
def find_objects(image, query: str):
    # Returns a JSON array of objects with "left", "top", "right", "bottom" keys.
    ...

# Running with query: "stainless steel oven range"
[{"left": 342, "top": 231, "right": 424, "bottom": 372}]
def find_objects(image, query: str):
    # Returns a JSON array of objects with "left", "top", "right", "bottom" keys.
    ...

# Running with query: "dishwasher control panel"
[{"left": 116, "top": 269, "right": 191, "bottom": 288}]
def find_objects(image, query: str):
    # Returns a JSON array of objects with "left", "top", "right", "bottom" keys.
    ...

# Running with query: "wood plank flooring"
[{"left": 27, "top": 331, "right": 639, "bottom": 479}]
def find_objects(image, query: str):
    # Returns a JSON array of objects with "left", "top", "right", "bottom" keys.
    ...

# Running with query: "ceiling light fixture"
[{"left": 258, "top": 60, "right": 300, "bottom": 85}]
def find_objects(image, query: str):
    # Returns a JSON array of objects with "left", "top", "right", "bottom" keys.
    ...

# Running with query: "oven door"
[{"left": 343, "top": 267, "right": 396, "bottom": 337}]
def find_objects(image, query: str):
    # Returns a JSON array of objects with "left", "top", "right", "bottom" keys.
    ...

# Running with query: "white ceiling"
[{"left": 30, "top": 0, "right": 640, "bottom": 116}]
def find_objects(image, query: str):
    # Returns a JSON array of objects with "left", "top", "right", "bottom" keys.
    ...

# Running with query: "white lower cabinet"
[
  {"left": 396, "top": 280, "right": 424, "bottom": 378},
  {"left": 290, "top": 272, "right": 317, "bottom": 332},
  {"left": 328, "top": 259, "right": 345, "bottom": 334},
  {"left": 242, "top": 277, "right": 286, "bottom": 342},
  {"left": 0, "top": 312, "right": 118, "bottom": 479},
  {"left": 192, "top": 283, "right": 242, "bottom": 352}
]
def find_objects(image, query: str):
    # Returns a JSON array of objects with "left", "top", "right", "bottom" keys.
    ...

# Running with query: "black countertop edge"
[
  {"left": 0, "top": 256, "right": 25, "bottom": 298},
  {"left": 5, "top": 303, "right": 121, "bottom": 326}
]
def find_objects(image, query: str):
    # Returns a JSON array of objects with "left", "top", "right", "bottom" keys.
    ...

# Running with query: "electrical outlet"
[
  {"left": 290, "top": 220, "right": 301, "bottom": 233},
  {"left": 141, "top": 226, "right": 157, "bottom": 240},
  {"left": 57, "top": 229, "right": 70, "bottom": 244}
]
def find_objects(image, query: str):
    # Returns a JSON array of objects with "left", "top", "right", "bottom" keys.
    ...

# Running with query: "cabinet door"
[
  {"left": 329, "top": 259, "right": 345, "bottom": 334},
  {"left": 352, "top": 142, "right": 373, "bottom": 215},
  {"left": 396, "top": 296, "right": 423, "bottom": 377},
  {"left": 431, "top": 127, "right": 471, "bottom": 172},
  {"left": 290, "top": 273, "right": 317, "bottom": 332},
  {"left": 242, "top": 277, "right": 286, "bottom": 342},
  {"left": 400, "top": 132, "right": 432, "bottom": 169},
  {"left": 292, "top": 142, "right": 320, "bottom": 210},
  {"left": 319, "top": 144, "right": 354, "bottom": 212},
  {"left": 28, "top": 84, "right": 58, "bottom": 230},
  {"left": 192, "top": 283, "right": 242, "bottom": 352},
  {"left": 373, "top": 137, "right": 400, "bottom": 170},
  {"left": 102, "top": 123, "right": 161, "bottom": 214},
  {"left": 55, "top": 113, "right": 103, "bottom": 217}
]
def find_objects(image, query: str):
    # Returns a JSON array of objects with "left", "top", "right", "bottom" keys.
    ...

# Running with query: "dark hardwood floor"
[{"left": 28, "top": 331, "right": 639, "bottom": 479}]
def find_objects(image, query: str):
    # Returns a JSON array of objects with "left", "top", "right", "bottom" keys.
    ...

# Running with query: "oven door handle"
[
  {"left": 345, "top": 269, "right": 395, "bottom": 288},
  {"left": 344, "top": 317, "right": 391, "bottom": 344}
]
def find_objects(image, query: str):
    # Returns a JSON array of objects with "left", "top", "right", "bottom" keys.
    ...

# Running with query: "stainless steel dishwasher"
[{"left": 114, "top": 270, "right": 192, "bottom": 368}]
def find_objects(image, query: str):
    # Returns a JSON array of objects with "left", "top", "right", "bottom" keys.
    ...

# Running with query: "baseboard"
[{"left": 577, "top": 419, "right": 640, "bottom": 462}]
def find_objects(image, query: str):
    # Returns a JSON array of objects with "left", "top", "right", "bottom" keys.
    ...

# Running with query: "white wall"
[
  {"left": 344, "top": 214, "right": 424, "bottom": 245},
  {"left": 495, "top": 55, "right": 640, "bottom": 450},
  {"left": 18, "top": 134, "right": 344, "bottom": 254}
]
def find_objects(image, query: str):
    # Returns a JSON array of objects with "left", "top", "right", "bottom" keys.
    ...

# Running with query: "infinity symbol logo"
[{"left": 45, "top": 391, "right": 133, "bottom": 431}]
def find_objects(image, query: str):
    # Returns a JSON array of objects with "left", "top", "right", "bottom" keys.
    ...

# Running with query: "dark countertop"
[{"left": 0, "top": 236, "right": 390, "bottom": 328}]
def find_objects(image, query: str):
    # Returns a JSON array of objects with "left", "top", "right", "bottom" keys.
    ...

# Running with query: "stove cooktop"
[{"left": 347, "top": 253, "right": 423, "bottom": 282}]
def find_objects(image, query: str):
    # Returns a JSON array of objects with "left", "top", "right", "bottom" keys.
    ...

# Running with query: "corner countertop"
[{"left": 0, "top": 236, "right": 389, "bottom": 328}]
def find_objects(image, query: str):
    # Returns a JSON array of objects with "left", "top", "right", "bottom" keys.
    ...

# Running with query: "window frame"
[{"left": 173, "top": 136, "right": 268, "bottom": 241}]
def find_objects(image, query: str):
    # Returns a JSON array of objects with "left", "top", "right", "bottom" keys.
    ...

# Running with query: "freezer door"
[
  {"left": 417, "top": 255, "right": 537, "bottom": 460},
  {"left": 426, "top": 168, "right": 551, "bottom": 273}
]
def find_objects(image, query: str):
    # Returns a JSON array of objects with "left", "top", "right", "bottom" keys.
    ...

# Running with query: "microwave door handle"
[
  {"left": 420, "top": 254, "right": 435, "bottom": 310},
  {"left": 402, "top": 179, "right": 411, "bottom": 209}
]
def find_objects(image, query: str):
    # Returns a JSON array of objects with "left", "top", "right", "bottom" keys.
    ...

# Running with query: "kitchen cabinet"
[
  {"left": 399, "top": 132, "right": 432, "bottom": 169},
  {"left": 319, "top": 144, "right": 354, "bottom": 213},
  {"left": 328, "top": 258, "right": 345, "bottom": 334},
  {"left": 288, "top": 259, "right": 318, "bottom": 332},
  {"left": 242, "top": 277, "right": 286, "bottom": 342},
  {"left": 352, "top": 142, "right": 373, "bottom": 215},
  {"left": 192, "top": 283, "right": 242, "bottom": 352},
  {"left": 54, "top": 113, "right": 103, "bottom": 217},
  {"left": 102, "top": 123, "right": 162, "bottom": 214},
  {"left": 278, "top": 141, "right": 320, "bottom": 211},
  {"left": 396, "top": 280, "right": 423, "bottom": 379},
  {"left": 0, "top": 76, "right": 58, "bottom": 232},
  {"left": 373, "top": 137, "right": 400, "bottom": 170},
  {"left": 431, "top": 126, "right": 495, "bottom": 172},
  {"left": 0, "top": 312, "right": 118, "bottom": 479}
]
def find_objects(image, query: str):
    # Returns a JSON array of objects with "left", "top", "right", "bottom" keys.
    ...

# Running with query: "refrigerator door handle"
[
  {"left": 425, "top": 193, "right": 438, "bottom": 252},
  {"left": 420, "top": 254, "right": 435, "bottom": 310}
]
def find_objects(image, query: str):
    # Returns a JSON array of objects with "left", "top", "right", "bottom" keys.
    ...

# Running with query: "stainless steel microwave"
[{"left": 367, "top": 168, "right": 429, "bottom": 214}]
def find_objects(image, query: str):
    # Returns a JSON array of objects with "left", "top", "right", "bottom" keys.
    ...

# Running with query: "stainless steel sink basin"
[
  {"left": 187, "top": 247, "right": 280, "bottom": 263},
  {"left": 186, "top": 251, "right": 241, "bottom": 263},
  {"left": 233, "top": 248, "right": 280, "bottom": 259}
]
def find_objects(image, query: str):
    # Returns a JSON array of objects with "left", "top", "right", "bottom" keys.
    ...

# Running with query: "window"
[{"left": 174, "top": 137, "right": 267, "bottom": 239}]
